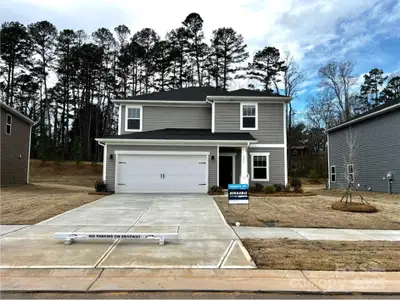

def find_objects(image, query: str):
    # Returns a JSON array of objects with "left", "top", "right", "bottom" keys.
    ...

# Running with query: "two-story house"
[{"left": 95, "top": 87, "right": 292, "bottom": 193}]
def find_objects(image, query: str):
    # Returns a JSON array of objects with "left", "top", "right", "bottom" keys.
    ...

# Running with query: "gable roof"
[
  {"left": 114, "top": 87, "right": 286, "bottom": 102},
  {"left": 327, "top": 98, "right": 400, "bottom": 133},
  {"left": 98, "top": 128, "right": 256, "bottom": 142},
  {"left": 0, "top": 101, "right": 36, "bottom": 125}
]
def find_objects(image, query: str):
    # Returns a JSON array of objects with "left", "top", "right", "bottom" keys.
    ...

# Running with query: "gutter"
[{"left": 206, "top": 95, "right": 292, "bottom": 103}]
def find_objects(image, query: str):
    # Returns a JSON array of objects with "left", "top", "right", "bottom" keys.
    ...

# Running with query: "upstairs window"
[
  {"left": 6, "top": 114, "right": 12, "bottom": 135},
  {"left": 125, "top": 106, "right": 142, "bottom": 131},
  {"left": 330, "top": 165, "right": 336, "bottom": 182},
  {"left": 240, "top": 103, "right": 258, "bottom": 130}
]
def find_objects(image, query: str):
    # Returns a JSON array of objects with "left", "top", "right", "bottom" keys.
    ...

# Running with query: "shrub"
[
  {"left": 283, "top": 184, "right": 291, "bottom": 192},
  {"left": 210, "top": 185, "right": 223, "bottom": 193},
  {"left": 290, "top": 177, "right": 302, "bottom": 188},
  {"left": 264, "top": 184, "right": 276, "bottom": 194},
  {"left": 249, "top": 183, "right": 264, "bottom": 193},
  {"left": 273, "top": 183, "right": 285, "bottom": 193},
  {"left": 95, "top": 179, "right": 107, "bottom": 192},
  {"left": 293, "top": 186, "right": 303, "bottom": 193}
]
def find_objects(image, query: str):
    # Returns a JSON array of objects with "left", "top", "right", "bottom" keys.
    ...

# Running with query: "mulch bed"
[
  {"left": 208, "top": 191, "right": 225, "bottom": 195},
  {"left": 88, "top": 191, "right": 114, "bottom": 195},
  {"left": 331, "top": 201, "right": 378, "bottom": 213}
]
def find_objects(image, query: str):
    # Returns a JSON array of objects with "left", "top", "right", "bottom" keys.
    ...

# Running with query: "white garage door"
[{"left": 116, "top": 152, "right": 208, "bottom": 193}]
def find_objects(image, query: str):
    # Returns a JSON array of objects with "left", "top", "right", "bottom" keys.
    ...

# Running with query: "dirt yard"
[
  {"left": 30, "top": 159, "right": 102, "bottom": 187},
  {"left": 243, "top": 239, "right": 400, "bottom": 271},
  {"left": 214, "top": 190, "right": 400, "bottom": 229},
  {"left": 0, "top": 183, "right": 103, "bottom": 225}
]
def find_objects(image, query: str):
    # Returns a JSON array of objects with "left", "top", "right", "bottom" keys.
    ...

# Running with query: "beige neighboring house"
[{"left": 0, "top": 101, "right": 35, "bottom": 186}]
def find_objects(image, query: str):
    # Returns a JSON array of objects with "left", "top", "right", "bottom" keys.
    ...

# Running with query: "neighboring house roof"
[
  {"left": 100, "top": 128, "right": 256, "bottom": 141},
  {"left": 0, "top": 101, "right": 36, "bottom": 125},
  {"left": 327, "top": 98, "right": 400, "bottom": 133},
  {"left": 114, "top": 87, "right": 287, "bottom": 102}
]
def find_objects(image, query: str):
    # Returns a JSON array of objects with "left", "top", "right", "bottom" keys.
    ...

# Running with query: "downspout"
[
  {"left": 27, "top": 122, "right": 38, "bottom": 184},
  {"left": 205, "top": 98, "right": 215, "bottom": 133},
  {"left": 98, "top": 141, "right": 106, "bottom": 182}
]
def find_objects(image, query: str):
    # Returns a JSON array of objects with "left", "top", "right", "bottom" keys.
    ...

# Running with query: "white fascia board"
[
  {"left": 207, "top": 96, "right": 292, "bottom": 103},
  {"left": 95, "top": 138, "right": 257, "bottom": 146},
  {"left": 249, "top": 143, "right": 285, "bottom": 148},
  {"left": 112, "top": 100, "right": 208, "bottom": 105},
  {"left": 327, "top": 103, "right": 400, "bottom": 132},
  {"left": 115, "top": 150, "right": 210, "bottom": 156}
]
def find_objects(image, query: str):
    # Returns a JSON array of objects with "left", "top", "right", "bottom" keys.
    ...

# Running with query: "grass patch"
[
  {"left": 0, "top": 183, "right": 103, "bottom": 225},
  {"left": 243, "top": 239, "right": 400, "bottom": 271},
  {"left": 214, "top": 193, "right": 400, "bottom": 229}
]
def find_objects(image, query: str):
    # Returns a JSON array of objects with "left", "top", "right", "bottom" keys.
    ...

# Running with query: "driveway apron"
[{"left": 0, "top": 194, "right": 255, "bottom": 269}]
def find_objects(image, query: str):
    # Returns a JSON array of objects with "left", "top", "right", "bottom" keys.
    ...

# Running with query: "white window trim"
[
  {"left": 240, "top": 102, "right": 258, "bottom": 131},
  {"left": 330, "top": 165, "right": 336, "bottom": 183},
  {"left": 125, "top": 105, "right": 143, "bottom": 132},
  {"left": 250, "top": 152, "right": 270, "bottom": 181},
  {"left": 347, "top": 164, "right": 355, "bottom": 183},
  {"left": 6, "top": 114, "right": 12, "bottom": 135}
]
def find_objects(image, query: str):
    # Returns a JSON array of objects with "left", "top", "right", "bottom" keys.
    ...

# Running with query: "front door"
[{"left": 219, "top": 156, "right": 233, "bottom": 189}]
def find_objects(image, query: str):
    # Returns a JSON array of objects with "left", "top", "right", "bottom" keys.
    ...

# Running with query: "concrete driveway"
[{"left": 0, "top": 194, "right": 255, "bottom": 269}]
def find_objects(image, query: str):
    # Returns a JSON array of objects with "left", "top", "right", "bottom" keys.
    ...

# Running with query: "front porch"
[
  {"left": 217, "top": 146, "right": 286, "bottom": 189},
  {"left": 217, "top": 146, "right": 251, "bottom": 189}
]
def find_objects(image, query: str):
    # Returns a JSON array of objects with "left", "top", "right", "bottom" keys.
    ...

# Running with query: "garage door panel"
[{"left": 116, "top": 153, "right": 208, "bottom": 193}]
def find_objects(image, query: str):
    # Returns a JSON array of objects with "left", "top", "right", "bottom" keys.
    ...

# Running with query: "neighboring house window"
[
  {"left": 331, "top": 165, "right": 336, "bottom": 182},
  {"left": 250, "top": 153, "right": 270, "bottom": 181},
  {"left": 125, "top": 106, "right": 142, "bottom": 131},
  {"left": 6, "top": 114, "right": 12, "bottom": 135},
  {"left": 347, "top": 164, "right": 354, "bottom": 183},
  {"left": 240, "top": 103, "right": 258, "bottom": 130}
]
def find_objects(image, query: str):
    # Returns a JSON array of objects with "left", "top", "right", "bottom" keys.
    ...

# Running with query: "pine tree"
[
  {"left": 1, "top": 21, "right": 32, "bottom": 105},
  {"left": 210, "top": 27, "right": 249, "bottom": 90},
  {"left": 360, "top": 68, "right": 388, "bottom": 107},
  {"left": 247, "top": 46, "right": 286, "bottom": 93},
  {"left": 182, "top": 13, "right": 206, "bottom": 87}
]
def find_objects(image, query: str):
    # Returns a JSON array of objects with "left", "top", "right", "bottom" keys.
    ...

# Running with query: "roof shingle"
[{"left": 101, "top": 128, "right": 256, "bottom": 141}]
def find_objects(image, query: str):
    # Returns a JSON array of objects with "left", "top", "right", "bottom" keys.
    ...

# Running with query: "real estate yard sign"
[{"left": 228, "top": 184, "right": 249, "bottom": 204}]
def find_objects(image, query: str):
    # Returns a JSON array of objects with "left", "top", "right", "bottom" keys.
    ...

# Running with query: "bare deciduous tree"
[
  {"left": 282, "top": 52, "right": 306, "bottom": 172},
  {"left": 318, "top": 60, "right": 356, "bottom": 121},
  {"left": 339, "top": 129, "right": 369, "bottom": 205}
]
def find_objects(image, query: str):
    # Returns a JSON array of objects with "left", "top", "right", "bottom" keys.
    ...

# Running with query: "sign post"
[{"left": 228, "top": 183, "right": 249, "bottom": 204}]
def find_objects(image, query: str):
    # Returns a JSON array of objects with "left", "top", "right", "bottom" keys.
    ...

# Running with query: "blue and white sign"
[{"left": 228, "top": 184, "right": 249, "bottom": 204}]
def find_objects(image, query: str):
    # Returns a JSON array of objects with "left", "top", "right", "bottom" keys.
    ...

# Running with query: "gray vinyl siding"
[
  {"left": 105, "top": 145, "right": 217, "bottom": 192},
  {"left": 214, "top": 102, "right": 284, "bottom": 144},
  {"left": 119, "top": 104, "right": 211, "bottom": 134},
  {"left": 328, "top": 109, "right": 400, "bottom": 193},
  {"left": 248, "top": 148, "right": 285, "bottom": 185},
  {"left": 0, "top": 107, "right": 31, "bottom": 186}
]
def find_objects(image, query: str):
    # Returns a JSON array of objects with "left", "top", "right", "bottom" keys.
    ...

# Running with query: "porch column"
[{"left": 240, "top": 146, "right": 249, "bottom": 185}]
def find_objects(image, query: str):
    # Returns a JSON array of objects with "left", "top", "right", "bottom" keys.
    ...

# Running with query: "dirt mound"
[{"left": 331, "top": 201, "right": 378, "bottom": 213}]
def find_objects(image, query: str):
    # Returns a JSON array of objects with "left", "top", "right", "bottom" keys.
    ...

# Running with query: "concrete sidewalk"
[
  {"left": 1, "top": 269, "right": 399, "bottom": 294},
  {"left": 233, "top": 227, "right": 400, "bottom": 241}
]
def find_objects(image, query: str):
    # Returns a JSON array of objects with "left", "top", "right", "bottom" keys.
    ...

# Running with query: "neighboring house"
[
  {"left": 0, "top": 101, "right": 35, "bottom": 186},
  {"left": 327, "top": 99, "right": 400, "bottom": 194},
  {"left": 96, "top": 87, "right": 291, "bottom": 193}
]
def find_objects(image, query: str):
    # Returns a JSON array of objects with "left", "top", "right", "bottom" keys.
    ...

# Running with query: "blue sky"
[{"left": 2, "top": 0, "right": 400, "bottom": 115}]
